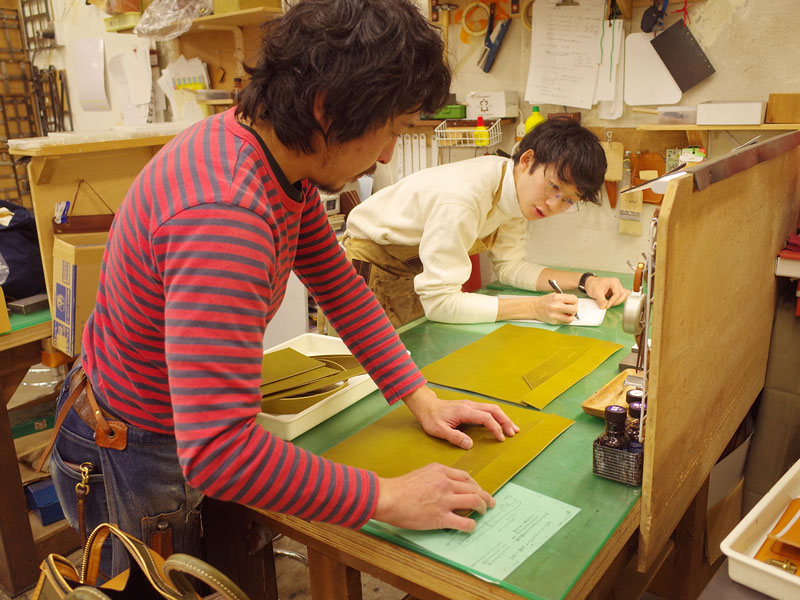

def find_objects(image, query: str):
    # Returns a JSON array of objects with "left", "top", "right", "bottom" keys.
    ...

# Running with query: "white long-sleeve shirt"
[{"left": 346, "top": 156, "right": 545, "bottom": 323}]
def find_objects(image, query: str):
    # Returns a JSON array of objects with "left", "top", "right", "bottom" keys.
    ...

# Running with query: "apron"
[{"left": 344, "top": 164, "right": 507, "bottom": 328}]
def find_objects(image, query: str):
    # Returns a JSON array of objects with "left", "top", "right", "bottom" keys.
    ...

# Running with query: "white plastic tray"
[
  {"left": 254, "top": 333, "right": 377, "bottom": 440},
  {"left": 721, "top": 458, "right": 800, "bottom": 600}
]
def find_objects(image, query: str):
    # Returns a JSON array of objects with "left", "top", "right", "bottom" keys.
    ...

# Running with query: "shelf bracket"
[{"left": 31, "top": 156, "right": 58, "bottom": 185}]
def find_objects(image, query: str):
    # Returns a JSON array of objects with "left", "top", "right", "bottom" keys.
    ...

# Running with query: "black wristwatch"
[{"left": 578, "top": 272, "right": 595, "bottom": 294}]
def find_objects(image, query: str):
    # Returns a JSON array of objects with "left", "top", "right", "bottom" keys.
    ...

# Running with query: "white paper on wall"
[
  {"left": 524, "top": 0, "right": 605, "bottom": 109},
  {"left": 75, "top": 37, "right": 110, "bottom": 112},
  {"left": 598, "top": 23, "right": 626, "bottom": 120},
  {"left": 592, "top": 19, "right": 624, "bottom": 104}
]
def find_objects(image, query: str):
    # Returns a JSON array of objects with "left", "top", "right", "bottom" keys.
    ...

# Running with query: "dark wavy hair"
[
  {"left": 236, "top": 0, "right": 451, "bottom": 154},
  {"left": 511, "top": 118, "right": 606, "bottom": 205}
]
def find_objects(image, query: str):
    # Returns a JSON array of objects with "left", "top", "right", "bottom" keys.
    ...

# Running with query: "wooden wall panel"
[{"left": 637, "top": 133, "right": 800, "bottom": 570}]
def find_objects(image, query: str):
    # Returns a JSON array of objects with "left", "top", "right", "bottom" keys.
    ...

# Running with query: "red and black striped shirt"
[{"left": 82, "top": 109, "right": 425, "bottom": 528}]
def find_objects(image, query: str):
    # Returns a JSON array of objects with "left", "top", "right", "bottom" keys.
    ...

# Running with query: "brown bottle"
[
  {"left": 595, "top": 404, "right": 629, "bottom": 449},
  {"left": 626, "top": 388, "right": 644, "bottom": 406},
  {"left": 626, "top": 401, "right": 644, "bottom": 454}
]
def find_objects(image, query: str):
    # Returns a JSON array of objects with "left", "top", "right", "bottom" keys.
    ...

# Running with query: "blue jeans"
[{"left": 50, "top": 365, "right": 204, "bottom": 577}]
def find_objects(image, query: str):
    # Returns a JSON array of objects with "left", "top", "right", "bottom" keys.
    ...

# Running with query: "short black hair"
[
  {"left": 236, "top": 0, "right": 451, "bottom": 154},
  {"left": 511, "top": 118, "right": 606, "bottom": 204}
]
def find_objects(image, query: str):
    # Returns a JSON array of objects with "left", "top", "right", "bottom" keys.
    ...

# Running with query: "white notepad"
[{"left": 500, "top": 296, "right": 607, "bottom": 327}]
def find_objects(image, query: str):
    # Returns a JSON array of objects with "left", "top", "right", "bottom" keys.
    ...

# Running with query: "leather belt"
[{"left": 36, "top": 369, "right": 128, "bottom": 472}]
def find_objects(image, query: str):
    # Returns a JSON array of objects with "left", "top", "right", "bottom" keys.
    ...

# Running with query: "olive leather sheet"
[
  {"left": 421, "top": 324, "right": 623, "bottom": 409},
  {"left": 260, "top": 348, "right": 365, "bottom": 414},
  {"left": 322, "top": 387, "right": 573, "bottom": 495}
]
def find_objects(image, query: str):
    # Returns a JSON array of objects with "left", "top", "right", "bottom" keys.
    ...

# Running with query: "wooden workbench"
[{"left": 202, "top": 131, "right": 800, "bottom": 600}]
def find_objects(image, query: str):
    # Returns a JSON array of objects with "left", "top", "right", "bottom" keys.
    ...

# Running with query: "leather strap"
[
  {"left": 86, "top": 384, "right": 128, "bottom": 450},
  {"left": 76, "top": 484, "right": 89, "bottom": 546},
  {"left": 35, "top": 373, "right": 87, "bottom": 472},
  {"left": 149, "top": 522, "right": 174, "bottom": 560}
]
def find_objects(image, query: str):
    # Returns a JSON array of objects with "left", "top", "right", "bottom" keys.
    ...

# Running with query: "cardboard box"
[
  {"left": 51, "top": 232, "right": 108, "bottom": 357},
  {"left": 465, "top": 91, "right": 519, "bottom": 120},
  {"left": 25, "top": 479, "right": 66, "bottom": 526},
  {"left": 695, "top": 102, "right": 766, "bottom": 126}
]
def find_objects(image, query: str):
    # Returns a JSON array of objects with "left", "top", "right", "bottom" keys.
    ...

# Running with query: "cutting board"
[{"left": 624, "top": 33, "right": 682, "bottom": 106}]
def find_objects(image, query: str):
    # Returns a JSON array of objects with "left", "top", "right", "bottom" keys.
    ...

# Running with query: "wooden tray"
[{"left": 582, "top": 368, "right": 641, "bottom": 418}]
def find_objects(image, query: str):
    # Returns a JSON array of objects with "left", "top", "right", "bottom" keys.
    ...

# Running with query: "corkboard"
[{"left": 637, "top": 131, "right": 800, "bottom": 571}]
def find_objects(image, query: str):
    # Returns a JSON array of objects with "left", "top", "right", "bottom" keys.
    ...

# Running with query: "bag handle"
[
  {"left": 64, "top": 587, "right": 113, "bottom": 599},
  {"left": 38, "top": 553, "right": 82, "bottom": 597},
  {"left": 81, "top": 523, "right": 184, "bottom": 600},
  {"left": 162, "top": 554, "right": 252, "bottom": 600}
]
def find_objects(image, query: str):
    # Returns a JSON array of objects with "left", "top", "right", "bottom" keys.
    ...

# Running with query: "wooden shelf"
[
  {"left": 8, "top": 134, "right": 176, "bottom": 158},
  {"left": 197, "top": 99, "right": 234, "bottom": 106},
  {"left": 188, "top": 6, "right": 281, "bottom": 32},
  {"left": 637, "top": 124, "right": 800, "bottom": 132},
  {"left": 412, "top": 118, "right": 515, "bottom": 128}
]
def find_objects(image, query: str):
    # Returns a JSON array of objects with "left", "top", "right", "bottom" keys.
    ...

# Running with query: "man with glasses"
[{"left": 344, "top": 117, "right": 630, "bottom": 327}]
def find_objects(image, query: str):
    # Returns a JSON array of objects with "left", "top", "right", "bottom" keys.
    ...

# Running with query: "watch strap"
[{"left": 578, "top": 272, "right": 595, "bottom": 294}]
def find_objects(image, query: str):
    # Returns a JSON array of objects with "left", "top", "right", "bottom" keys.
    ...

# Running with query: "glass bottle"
[
  {"left": 595, "top": 404, "right": 629, "bottom": 449},
  {"left": 626, "top": 401, "right": 644, "bottom": 454},
  {"left": 626, "top": 388, "right": 644, "bottom": 406}
]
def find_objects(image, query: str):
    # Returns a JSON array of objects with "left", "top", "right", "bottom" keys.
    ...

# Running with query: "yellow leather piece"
[
  {"left": 261, "top": 347, "right": 327, "bottom": 384},
  {"left": 421, "top": 324, "right": 622, "bottom": 409},
  {"left": 260, "top": 365, "right": 339, "bottom": 396},
  {"left": 261, "top": 365, "right": 365, "bottom": 402},
  {"left": 314, "top": 354, "right": 362, "bottom": 370},
  {"left": 322, "top": 388, "right": 573, "bottom": 495},
  {"left": 261, "top": 383, "right": 347, "bottom": 414}
]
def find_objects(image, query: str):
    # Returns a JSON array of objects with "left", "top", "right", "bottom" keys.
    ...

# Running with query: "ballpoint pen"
[{"left": 547, "top": 279, "right": 580, "bottom": 321}]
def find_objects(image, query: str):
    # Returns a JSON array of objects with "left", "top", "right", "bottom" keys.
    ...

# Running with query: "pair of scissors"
[{"left": 477, "top": 3, "right": 511, "bottom": 73}]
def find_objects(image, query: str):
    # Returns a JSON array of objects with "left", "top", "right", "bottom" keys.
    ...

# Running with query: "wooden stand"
[{"left": 0, "top": 321, "right": 79, "bottom": 595}]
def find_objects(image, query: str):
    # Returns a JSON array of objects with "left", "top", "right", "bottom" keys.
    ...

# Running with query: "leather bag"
[{"left": 31, "top": 523, "right": 250, "bottom": 600}]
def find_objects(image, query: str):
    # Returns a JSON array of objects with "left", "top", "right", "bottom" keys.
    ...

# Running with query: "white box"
[
  {"left": 465, "top": 91, "right": 519, "bottom": 120},
  {"left": 695, "top": 102, "right": 766, "bottom": 126},
  {"left": 721, "top": 457, "right": 800, "bottom": 600},
  {"left": 255, "top": 333, "right": 377, "bottom": 440}
]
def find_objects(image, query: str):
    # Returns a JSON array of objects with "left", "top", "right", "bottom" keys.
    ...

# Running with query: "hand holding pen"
[{"left": 547, "top": 279, "right": 580, "bottom": 321}]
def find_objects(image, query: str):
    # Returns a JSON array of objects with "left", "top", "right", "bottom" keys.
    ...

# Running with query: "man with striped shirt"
[{"left": 48, "top": 0, "right": 518, "bottom": 575}]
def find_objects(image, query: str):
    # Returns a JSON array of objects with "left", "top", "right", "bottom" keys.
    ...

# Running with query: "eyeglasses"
[{"left": 544, "top": 176, "right": 580, "bottom": 213}]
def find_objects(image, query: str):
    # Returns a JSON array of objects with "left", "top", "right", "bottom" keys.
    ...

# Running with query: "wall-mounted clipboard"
[{"left": 650, "top": 21, "right": 715, "bottom": 93}]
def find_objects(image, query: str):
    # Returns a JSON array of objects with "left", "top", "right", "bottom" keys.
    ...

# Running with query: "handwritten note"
[
  {"left": 500, "top": 296, "right": 607, "bottom": 327},
  {"left": 384, "top": 483, "right": 580, "bottom": 582},
  {"left": 524, "top": 0, "right": 605, "bottom": 109}
]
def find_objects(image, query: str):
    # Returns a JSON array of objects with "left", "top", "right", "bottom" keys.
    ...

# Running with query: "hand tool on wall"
[
  {"left": 601, "top": 131, "right": 624, "bottom": 209},
  {"left": 476, "top": 3, "right": 511, "bottom": 73},
  {"left": 431, "top": 2, "right": 458, "bottom": 62}
]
